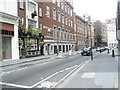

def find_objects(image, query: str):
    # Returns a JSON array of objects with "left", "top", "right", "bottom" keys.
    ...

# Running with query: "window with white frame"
[
  {"left": 65, "top": 4, "right": 67, "bottom": 12},
  {"left": 65, "top": 17, "right": 67, "bottom": 25},
  {"left": 28, "top": 19, "right": 36, "bottom": 28},
  {"left": 68, "top": 19, "right": 70, "bottom": 26},
  {"left": 46, "top": 6, "right": 50, "bottom": 17},
  {"left": 28, "top": 1, "right": 36, "bottom": 12},
  {"left": 58, "top": 27, "right": 61, "bottom": 40},
  {"left": 58, "top": 11, "right": 61, "bottom": 22},
  {"left": 40, "top": 24, "right": 42, "bottom": 30},
  {"left": 71, "top": 20, "right": 73, "bottom": 28},
  {"left": 71, "top": 10, "right": 73, "bottom": 16},
  {"left": 53, "top": 8, "right": 56, "bottom": 20},
  {"left": 62, "top": 30, "right": 64, "bottom": 39},
  {"left": 61, "top": 1, "right": 64, "bottom": 10},
  {"left": 39, "top": 0, "right": 44, "bottom": 3},
  {"left": 67, "top": 7, "right": 69, "bottom": 14},
  {"left": 57, "top": 0, "right": 60, "bottom": 7},
  {"left": 52, "top": 0, "right": 56, "bottom": 4},
  {"left": 53, "top": 25, "right": 57, "bottom": 39},
  {"left": 19, "top": 0, "right": 24, "bottom": 9},
  {"left": 74, "top": 24, "right": 76, "bottom": 32},
  {"left": 62, "top": 14, "right": 64, "bottom": 24},
  {"left": 39, "top": 8, "right": 42, "bottom": 17}
]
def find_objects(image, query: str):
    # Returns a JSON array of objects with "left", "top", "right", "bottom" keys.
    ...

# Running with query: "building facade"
[
  {"left": 106, "top": 18, "right": 118, "bottom": 48},
  {"left": 18, "top": 0, "right": 76, "bottom": 58},
  {"left": 74, "top": 15, "right": 94, "bottom": 51},
  {"left": 0, "top": 0, "right": 19, "bottom": 61},
  {"left": 117, "top": 0, "right": 120, "bottom": 52},
  {"left": 94, "top": 20, "right": 108, "bottom": 47}
]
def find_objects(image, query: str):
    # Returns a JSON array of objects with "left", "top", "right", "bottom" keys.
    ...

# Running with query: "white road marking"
[
  {"left": 65, "top": 65, "right": 78, "bottom": 71},
  {"left": 5, "top": 70, "right": 15, "bottom": 74},
  {"left": 0, "top": 82, "right": 30, "bottom": 88},
  {"left": 52, "top": 61, "right": 89, "bottom": 88},
  {"left": 59, "top": 70, "right": 65, "bottom": 73},
  {"left": 81, "top": 73, "right": 96, "bottom": 78},
  {"left": 37, "top": 81, "right": 57, "bottom": 88},
  {"left": 0, "top": 72, "right": 5, "bottom": 76},
  {"left": 3, "top": 67, "right": 28, "bottom": 75},
  {"left": 31, "top": 72, "right": 59, "bottom": 88},
  {"left": 17, "top": 67, "right": 28, "bottom": 71}
]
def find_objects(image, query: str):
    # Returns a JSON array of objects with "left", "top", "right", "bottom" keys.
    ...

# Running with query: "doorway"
[{"left": 2, "top": 37, "right": 12, "bottom": 59}]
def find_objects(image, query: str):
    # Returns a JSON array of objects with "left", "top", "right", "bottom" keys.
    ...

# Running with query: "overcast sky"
[{"left": 73, "top": 0, "right": 117, "bottom": 22}]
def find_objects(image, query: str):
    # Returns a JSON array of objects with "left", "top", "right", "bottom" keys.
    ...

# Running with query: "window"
[
  {"left": 19, "top": 16, "right": 24, "bottom": 25},
  {"left": 58, "top": 11, "right": 61, "bottom": 22},
  {"left": 39, "top": 0, "right": 44, "bottom": 3},
  {"left": 57, "top": 0, "right": 60, "bottom": 7},
  {"left": 48, "top": 29, "right": 52, "bottom": 37},
  {"left": 46, "top": 6, "right": 50, "bottom": 17},
  {"left": 39, "top": 8, "right": 42, "bottom": 17},
  {"left": 52, "top": 0, "right": 56, "bottom": 4},
  {"left": 58, "top": 27, "right": 61, "bottom": 40},
  {"left": 28, "top": 1, "right": 36, "bottom": 12},
  {"left": 74, "top": 24, "right": 76, "bottom": 32},
  {"left": 65, "top": 17, "right": 68, "bottom": 25},
  {"left": 67, "top": 7, "right": 69, "bottom": 14},
  {"left": 19, "top": 0, "right": 24, "bottom": 9},
  {"left": 71, "top": 10, "right": 73, "bottom": 16},
  {"left": 61, "top": 1, "right": 64, "bottom": 10},
  {"left": 53, "top": 8, "right": 56, "bottom": 20},
  {"left": 62, "top": 14, "right": 64, "bottom": 24},
  {"left": 28, "top": 19, "right": 36, "bottom": 28},
  {"left": 53, "top": 25, "right": 57, "bottom": 39},
  {"left": 40, "top": 24, "right": 42, "bottom": 30},
  {"left": 71, "top": 21, "right": 73, "bottom": 27},
  {"left": 68, "top": 19, "right": 70, "bottom": 26},
  {"left": 65, "top": 4, "right": 67, "bottom": 12}
]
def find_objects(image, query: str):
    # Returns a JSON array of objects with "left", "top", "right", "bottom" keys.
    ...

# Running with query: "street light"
[{"left": 91, "top": 38, "right": 93, "bottom": 60}]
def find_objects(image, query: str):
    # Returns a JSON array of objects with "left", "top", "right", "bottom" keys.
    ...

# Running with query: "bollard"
[
  {"left": 112, "top": 49, "right": 115, "bottom": 57},
  {"left": 108, "top": 49, "right": 109, "bottom": 54}
]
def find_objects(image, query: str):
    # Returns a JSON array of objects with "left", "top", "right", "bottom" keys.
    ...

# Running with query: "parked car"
[
  {"left": 81, "top": 47, "right": 91, "bottom": 56},
  {"left": 96, "top": 47, "right": 100, "bottom": 52}
]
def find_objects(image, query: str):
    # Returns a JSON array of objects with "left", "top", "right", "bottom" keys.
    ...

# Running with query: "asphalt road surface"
[{"left": 1, "top": 51, "right": 100, "bottom": 88}]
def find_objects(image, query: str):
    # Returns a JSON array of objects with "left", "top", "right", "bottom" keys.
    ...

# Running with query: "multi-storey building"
[
  {"left": 0, "top": 0, "right": 19, "bottom": 60},
  {"left": 117, "top": 0, "right": 120, "bottom": 52},
  {"left": 74, "top": 15, "right": 86, "bottom": 50},
  {"left": 18, "top": 0, "right": 76, "bottom": 58},
  {"left": 74, "top": 15, "right": 94, "bottom": 51},
  {"left": 106, "top": 18, "right": 118, "bottom": 48},
  {"left": 94, "top": 20, "right": 108, "bottom": 47}
]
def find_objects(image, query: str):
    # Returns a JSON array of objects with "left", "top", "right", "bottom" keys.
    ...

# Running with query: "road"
[{"left": 1, "top": 51, "right": 101, "bottom": 88}]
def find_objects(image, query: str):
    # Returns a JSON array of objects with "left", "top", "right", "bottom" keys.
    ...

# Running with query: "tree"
[{"left": 96, "top": 34, "right": 103, "bottom": 47}]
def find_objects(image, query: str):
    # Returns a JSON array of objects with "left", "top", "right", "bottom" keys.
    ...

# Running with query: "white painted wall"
[
  {"left": 107, "top": 23, "right": 118, "bottom": 48},
  {"left": 11, "top": 22, "right": 19, "bottom": 59},
  {"left": 0, "top": 0, "right": 18, "bottom": 16},
  {"left": 0, "top": 0, "right": 19, "bottom": 60}
]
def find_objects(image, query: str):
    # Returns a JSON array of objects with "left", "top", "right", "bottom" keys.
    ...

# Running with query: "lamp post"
[{"left": 91, "top": 38, "right": 93, "bottom": 60}]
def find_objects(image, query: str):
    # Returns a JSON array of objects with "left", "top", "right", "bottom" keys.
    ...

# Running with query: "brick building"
[
  {"left": 94, "top": 20, "right": 108, "bottom": 47},
  {"left": 18, "top": 0, "right": 76, "bottom": 57},
  {"left": 74, "top": 15, "right": 94, "bottom": 51},
  {"left": 117, "top": 0, "right": 120, "bottom": 52}
]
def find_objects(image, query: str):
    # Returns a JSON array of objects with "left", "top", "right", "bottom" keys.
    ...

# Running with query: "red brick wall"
[{"left": 0, "top": 56, "right": 3, "bottom": 61}]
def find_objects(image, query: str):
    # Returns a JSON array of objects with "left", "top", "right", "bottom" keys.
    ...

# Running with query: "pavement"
[
  {"left": 56, "top": 50, "right": 118, "bottom": 88},
  {"left": 0, "top": 51, "right": 79, "bottom": 67}
]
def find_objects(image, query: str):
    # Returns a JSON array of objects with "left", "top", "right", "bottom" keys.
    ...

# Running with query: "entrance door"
[
  {"left": 54, "top": 46, "right": 57, "bottom": 54},
  {"left": 2, "top": 37, "right": 12, "bottom": 59}
]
